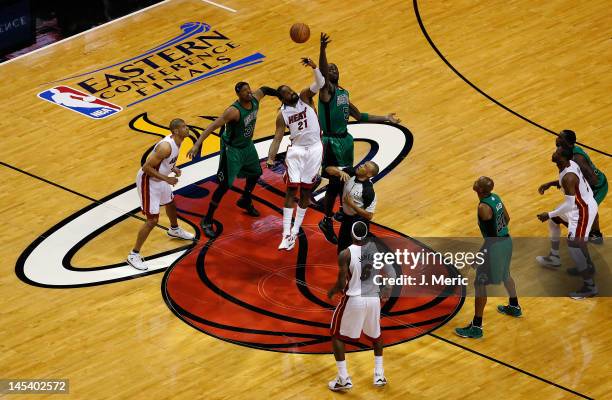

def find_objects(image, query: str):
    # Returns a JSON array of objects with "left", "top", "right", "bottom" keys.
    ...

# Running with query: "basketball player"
[
  {"left": 267, "top": 58, "right": 325, "bottom": 251},
  {"left": 455, "top": 177, "right": 521, "bottom": 339},
  {"left": 127, "top": 119, "right": 195, "bottom": 271},
  {"left": 327, "top": 221, "right": 395, "bottom": 391},
  {"left": 186, "top": 82, "right": 279, "bottom": 238},
  {"left": 539, "top": 130, "right": 607, "bottom": 244},
  {"left": 317, "top": 33, "right": 400, "bottom": 245},
  {"left": 536, "top": 147, "right": 598, "bottom": 299},
  {"left": 324, "top": 161, "right": 379, "bottom": 253}
]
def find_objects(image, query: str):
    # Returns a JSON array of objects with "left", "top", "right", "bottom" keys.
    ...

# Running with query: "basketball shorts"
[
  {"left": 218, "top": 141, "right": 262, "bottom": 187},
  {"left": 284, "top": 143, "right": 322, "bottom": 188},
  {"left": 558, "top": 201, "right": 597, "bottom": 240},
  {"left": 136, "top": 169, "right": 173, "bottom": 217},
  {"left": 476, "top": 237, "right": 512, "bottom": 285},
  {"left": 330, "top": 295, "right": 381, "bottom": 341},
  {"left": 593, "top": 174, "right": 608, "bottom": 205},
  {"left": 322, "top": 134, "right": 354, "bottom": 175}
]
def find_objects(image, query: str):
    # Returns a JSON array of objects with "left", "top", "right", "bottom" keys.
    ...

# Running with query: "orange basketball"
[{"left": 290, "top": 23, "right": 310, "bottom": 43}]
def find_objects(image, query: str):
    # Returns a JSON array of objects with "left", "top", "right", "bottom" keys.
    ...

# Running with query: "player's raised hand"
[
  {"left": 301, "top": 57, "right": 317, "bottom": 69},
  {"left": 186, "top": 143, "right": 200, "bottom": 159},
  {"left": 387, "top": 113, "right": 401, "bottom": 123},
  {"left": 320, "top": 32, "right": 331, "bottom": 48}
]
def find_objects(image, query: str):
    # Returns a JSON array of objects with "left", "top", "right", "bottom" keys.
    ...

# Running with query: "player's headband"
[
  {"left": 235, "top": 82, "right": 249, "bottom": 93},
  {"left": 352, "top": 221, "right": 368, "bottom": 240}
]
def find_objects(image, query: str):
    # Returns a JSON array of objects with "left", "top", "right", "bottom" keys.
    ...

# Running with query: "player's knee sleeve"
[{"left": 548, "top": 219, "right": 561, "bottom": 240}]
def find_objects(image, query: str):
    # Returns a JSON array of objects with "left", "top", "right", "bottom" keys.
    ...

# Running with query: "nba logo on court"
[{"left": 38, "top": 85, "right": 122, "bottom": 119}]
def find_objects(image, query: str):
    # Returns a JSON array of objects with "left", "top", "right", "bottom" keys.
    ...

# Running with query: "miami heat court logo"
[
  {"left": 15, "top": 115, "right": 464, "bottom": 354},
  {"left": 38, "top": 22, "right": 265, "bottom": 114}
]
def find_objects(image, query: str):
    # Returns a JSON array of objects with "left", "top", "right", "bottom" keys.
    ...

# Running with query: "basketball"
[{"left": 290, "top": 23, "right": 310, "bottom": 43}]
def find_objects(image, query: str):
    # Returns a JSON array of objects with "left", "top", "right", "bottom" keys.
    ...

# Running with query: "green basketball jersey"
[
  {"left": 573, "top": 145, "right": 606, "bottom": 188},
  {"left": 478, "top": 193, "right": 509, "bottom": 238},
  {"left": 222, "top": 98, "right": 259, "bottom": 148},
  {"left": 318, "top": 86, "right": 350, "bottom": 135}
]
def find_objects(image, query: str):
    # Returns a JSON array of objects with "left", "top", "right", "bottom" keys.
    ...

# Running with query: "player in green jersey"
[
  {"left": 187, "top": 82, "right": 278, "bottom": 238},
  {"left": 316, "top": 33, "right": 401, "bottom": 245},
  {"left": 539, "top": 129, "right": 607, "bottom": 244},
  {"left": 455, "top": 177, "right": 521, "bottom": 339}
]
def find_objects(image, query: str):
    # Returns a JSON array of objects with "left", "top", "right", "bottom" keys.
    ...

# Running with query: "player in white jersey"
[
  {"left": 267, "top": 57, "right": 325, "bottom": 251},
  {"left": 127, "top": 119, "right": 195, "bottom": 271},
  {"left": 537, "top": 146, "right": 598, "bottom": 298},
  {"left": 327, "top": 221, "right": 396, "bottom": 391}
]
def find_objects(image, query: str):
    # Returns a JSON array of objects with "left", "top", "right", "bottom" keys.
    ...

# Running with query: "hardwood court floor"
[{"left": 0, "top": 0, "right": 610, "bottom": 399}]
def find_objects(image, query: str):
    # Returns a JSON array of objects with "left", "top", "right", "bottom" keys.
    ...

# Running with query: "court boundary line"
[
  {"left": 1, "top": 0, "right": 237, "bottom": 66},
  {"left": 201, "top": 0, "right": 236, "bottom": 12},
  {"left": 412, "top": 0, "right": 611, "bottom": 158},
  {"left": 428, "top": 333, "right": 593, "bottom": 400}
]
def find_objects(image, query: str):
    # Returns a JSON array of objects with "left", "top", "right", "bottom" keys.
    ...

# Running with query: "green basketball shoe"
[
  {"left": 455, "top": 323, "right": 483, "bottom": 339},
  {"left": 497, "top": 304, "right": 522, "bottom": 317}
]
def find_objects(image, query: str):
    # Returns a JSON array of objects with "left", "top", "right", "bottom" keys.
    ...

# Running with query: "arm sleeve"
[
  {"left": 309, "top": 68, "right": 325, "bottom": 93},
  {"left": 548, "top": 195, "right": 575, "bottom": 218},
  {"left": 260, "top": 86, "right": 279, "bottom": 97}
]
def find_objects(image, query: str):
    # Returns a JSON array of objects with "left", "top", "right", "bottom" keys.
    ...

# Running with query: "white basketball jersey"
[
  {"left": 281, "top": 99, "right": 321, "bottom": 146},
  {"left": 345, "top": 245, "right": 364, "bottom": 296},
  {"left": 559, "top": 160, "right": 597, "bottom": 210},
  {"left": 148, "top": 135, "right": 179, "bottom": 180}
]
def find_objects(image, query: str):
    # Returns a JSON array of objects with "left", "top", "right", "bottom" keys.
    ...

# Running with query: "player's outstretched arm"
[
  {"left": 348, "top": 102, "right": 400, "bottom": 124},
  {"left": 299, "top": 58, "right": 325, "bottom": 104},
  {"left": 267, "top": 112, "right": 286, "bottom": 167},
  {"left": 253, "top": 86, "right": 280, "bottom": 101},
  {"left": 324, "top": 166, "right": 351, "bottom": 182},
  {"left": 538, "top": 179, "right": 561, "bottom": 194},
  {"left": 187, "top": 107, "right": 239, "bottom": 159},
  {"left": 318, "top": 33, "right": 332, "bottom": 95},
  {"left": 539, "top": 173, "right": 577, "bottom": 221},
  {"left": 142, "top": 142, "right": 177, "bottom": 185}
]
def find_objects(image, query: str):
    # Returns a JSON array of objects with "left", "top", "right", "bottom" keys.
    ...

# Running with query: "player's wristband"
[{"left": 360, "top": 113, "right": 369, "bottom": 122}]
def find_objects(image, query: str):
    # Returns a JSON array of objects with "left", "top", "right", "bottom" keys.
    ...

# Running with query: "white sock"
[
  {"left": 550, "top": 247, "right": 560, "bottom": 257},
  {"left": 336, "top": 360, "right": 348, "bottom": 379},
  {"left": 374, "top": 356, "right": 384, "bottom": 375},
  {"left": 291, "top": 206, "right": 308, "bottom": 235},
  {"left": 283, "top": 208, "right": 294, "bottom": 236}
]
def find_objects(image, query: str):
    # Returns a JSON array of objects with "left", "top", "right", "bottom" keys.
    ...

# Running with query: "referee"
[{"left": 324, "top": 161, "right": 379, "bottom": 253}]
